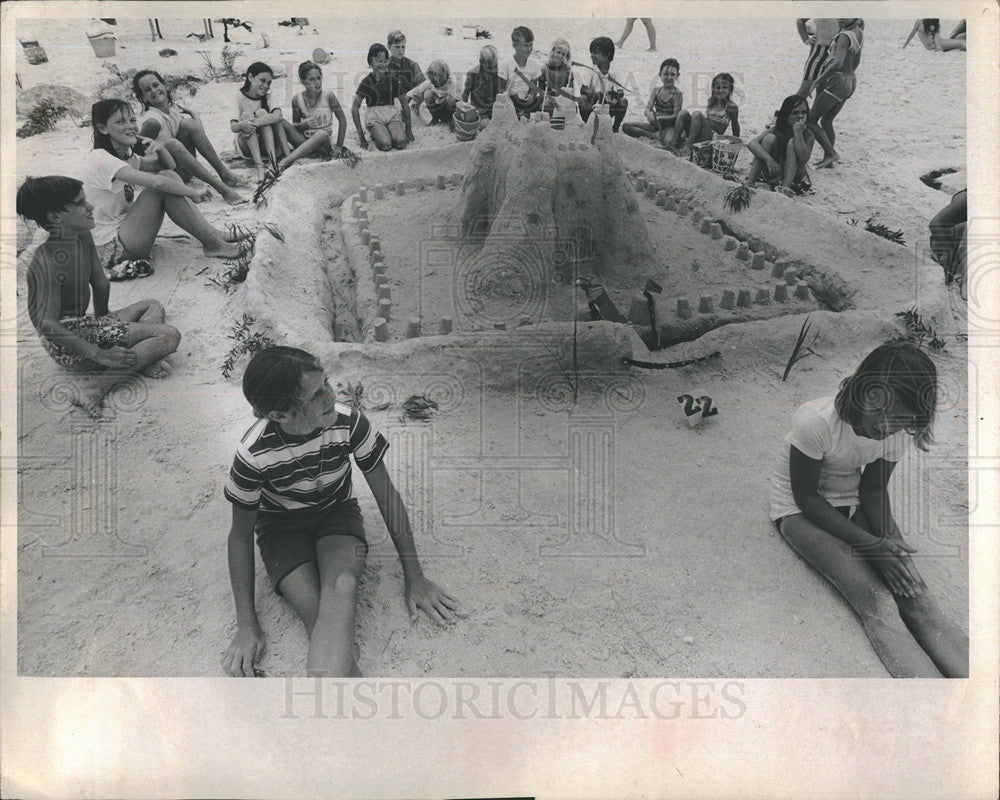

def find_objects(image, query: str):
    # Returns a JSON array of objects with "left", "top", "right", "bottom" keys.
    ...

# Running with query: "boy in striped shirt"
[{"left": 222, "top": 346, "right": 464, "bottom": 677}]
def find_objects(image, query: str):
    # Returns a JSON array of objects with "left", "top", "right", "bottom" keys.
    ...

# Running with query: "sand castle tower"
[{"left": 451, "top": 96, "right": 657, "bottom": 283}]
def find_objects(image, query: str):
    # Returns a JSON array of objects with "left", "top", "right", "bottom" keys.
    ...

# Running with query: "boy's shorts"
[
  {"left": 40, "top": 313, "right": 129, "bottom": 372},
  {"left": 256, "top": 499, "right": 368, "bottom": 594}
]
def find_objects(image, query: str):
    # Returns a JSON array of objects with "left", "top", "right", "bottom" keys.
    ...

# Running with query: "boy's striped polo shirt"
[{"left": 224, "top": 403, "right": 389, "bottom": 514}]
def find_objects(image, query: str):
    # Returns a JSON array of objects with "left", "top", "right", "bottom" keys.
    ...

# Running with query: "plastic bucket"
[
  {"left": 711, "top": 137, "right": 743, "bottom": 174},
  {"left": 88, "top": 32, "right": 116, "bottom": 58}
]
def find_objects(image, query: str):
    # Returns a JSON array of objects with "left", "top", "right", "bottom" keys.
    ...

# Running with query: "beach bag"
[
  {"left": 454, "top": 102, "right": 480, "bottom": 142},
  {"left": 711, "top": 135, "right": 743, "bottom": 175}
]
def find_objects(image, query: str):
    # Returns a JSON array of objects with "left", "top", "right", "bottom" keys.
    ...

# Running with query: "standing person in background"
[
  {"left": 796, "top": 18, "right": 841, "bottom": 97},
  {"left": 616, "top": 18, "right": 656, "bottom": 52},
  {"left": 809, "top": 18, "right": 864, "bottom": 169}
]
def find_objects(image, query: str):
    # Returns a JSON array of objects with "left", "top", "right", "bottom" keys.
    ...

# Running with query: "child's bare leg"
[
  {"left": 279, "top": 131, "right": 331, "bottom": 170},
  {"left": 278, "top": 558, "right": 362, "bottom": 677},
  {"left": 809, "top": 92, "right": 843, "bottom": 166},
  {"left": 273, "top": 121, "right": 294, "bottom": 159},
  {"left": 779, "top": 514, "right": 943, "bottom": 677},
  {"left": 164, "top": 138, "right": 245, "bottom": 205},
  {"left": 178, "top": 117, "right": 246, "bottom": 186},
  {"left": 780, "top": 138, "right": 802, "bottom": 193},
  {"left": 386, "top": 119, "right": 407, "bottom": 149},
  {"left": 287, "top": 535, "right": 365, "bottom": 677},
  {"left": 848, "top": 510, "right": 969, "bottom": 677},
  {"left": 153, "top": 177, "right": 242, "bottom": 258},
  {"left": 672, "top": 110, "right": 691, "bottom": 149},
  {"left": 242, "top": 135, "right": 266, "bottom": 181},
  {"left": 621, "top": 122, "right": 659, "bottom": 140},
  {"left": 744, "top": 157, "right": 765, "bottom": 187},
  {"left": 117, "top": 186, "right": 169, "bottom": 258},
  {"left": 122, "top": 320, "right": 182, "bottom": 377},
  {"left": 368, "top": 122, "right": 393, "bottom": 151},
  {"left": 259, "top": 126, "right": 277, "bottom": 165},
  {"left": 113, "top": 298, "right": 166, "bottom": 324}
]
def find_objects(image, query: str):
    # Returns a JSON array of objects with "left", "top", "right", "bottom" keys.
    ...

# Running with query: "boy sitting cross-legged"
[
  {"left": 16, "top": 176, "right": 181, "bottom": 419},
  {"left": 221, "top": 346, "right": 466, "bottom": 678}
]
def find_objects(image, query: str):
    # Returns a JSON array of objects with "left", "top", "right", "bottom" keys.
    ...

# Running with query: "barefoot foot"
[
  {"left": 203, "top": 241, "right": 245, "bottom": 259},
  {"left": 815, "top": 153, "right": 841, "bottom": 169},
  {"left": 142, "top": 361, "right": 172, "bottom": 379},
  {"left": 222, "top": 171, "right": 252, "bottom": 188},
  {"left": 70, "top": 387, "right": 105, "bottom": 419},
  {"left": 223, "top": 189, "right": 248, "bottom": 206}
]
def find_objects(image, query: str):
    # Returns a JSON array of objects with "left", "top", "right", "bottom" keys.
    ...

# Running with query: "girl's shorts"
[
  {"left": 364, "top": 104, "right": 402, "bottom": 129},
  {"left": 774, "top": 504, "right": 857, "bottom": 534},
  {"left": 255, "top": 499, "right": 368, "bottom": 594},
  {"left": 40, "top": 313, "right": 129, "bottom": 372},
  {"left": 816, "top": 72, "right": 857, "bottom": 103}
]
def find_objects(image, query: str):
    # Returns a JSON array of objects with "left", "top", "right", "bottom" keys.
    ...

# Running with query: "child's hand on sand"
[
  {"left": 92, "top": 346, "right": 138, "bottom": 369},
  {"left": 222, "top": 623, "right": 266, "bottom": 676},
  {"left": 405, "top": 575, "right": 467, "bottom": 626},
  {"left": 764, "top": 156, "right": 782, "bottom": 178}
]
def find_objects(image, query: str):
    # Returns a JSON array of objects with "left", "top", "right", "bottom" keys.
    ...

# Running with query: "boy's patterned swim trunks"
[{"left": 40, "top": 314, "right": 129, "bottom": 372}]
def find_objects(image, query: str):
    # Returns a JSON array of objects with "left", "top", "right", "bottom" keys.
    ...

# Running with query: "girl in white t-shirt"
[
  {"left": 770, "top": 342, "right": 968, "bottom": 677},
  {"left": 82, "top": 99, "right": 248, "bottom": 270},
  {"left": 230, "top": 62, "right": 297, "bottom": 181}
]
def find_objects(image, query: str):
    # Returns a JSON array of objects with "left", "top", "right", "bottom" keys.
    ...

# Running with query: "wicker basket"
[{"left": 711, "top": 136, "right": 744, "bottom": 174}]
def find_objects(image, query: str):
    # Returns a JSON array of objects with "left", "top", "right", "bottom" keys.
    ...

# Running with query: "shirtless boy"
[{"left": 17, "top": 176, "right": 181, "bottom": 418}]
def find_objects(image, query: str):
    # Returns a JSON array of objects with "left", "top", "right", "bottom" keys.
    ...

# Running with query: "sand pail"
[
  {"left": 454, "top": 102, "right": 480, "bottom": 142},
  {"left": 19, "top": 37, "right": 49, "bottom": 65},
  {"left": 88, "top": 32, "right": 117, "bottom": 58},
  {"left": 711, "top": 136, "right": 743, "bottom": 175}
]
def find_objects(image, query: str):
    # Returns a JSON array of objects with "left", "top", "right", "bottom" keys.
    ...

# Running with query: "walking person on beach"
[
  {"left": 808, "top": 18, "right": 864, "bottom": 169},
  {"left": 83, "top": 99, "right": 248, "bottom": 278},
  {"left": 616, "top": 17, "right": 656, "bottom": 51},
  {"left": 221, "top": 347, "right": 466, "bottom": 677},
  {"left": 795, "top": 18, "right": 841, "bottom": 96},
  {"left": 16, "top": 176, "right": 181, "bottom": 418},
  {"left": 770, "top": 342, "right": 969, "bottom": 678}
]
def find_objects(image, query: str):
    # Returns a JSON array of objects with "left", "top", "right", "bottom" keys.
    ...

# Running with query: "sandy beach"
[{"left": 13, "top": 15, "right": 969, "bottom": 680}]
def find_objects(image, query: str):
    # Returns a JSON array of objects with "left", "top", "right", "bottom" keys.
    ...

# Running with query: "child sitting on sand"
[
  {"left": 83, "top": 99, "right": 248, "bottom": 275},
  {"left": 352, "top": 43, "right": 414, "bottom": 151},
  {"left": 280, "top": 60, "right": 348, "bottom": 171},
  {"left": 671, "top": 72, "right": 740, "bottom": 156},
  {"left": 407, "top": 59, "right": 460, "bottom": 126},
  {"left": 744, "top": 94, "right": 814, "bottom": 196},
  {"left": 770, "top": 341, "right": 969, "bottom": 678},
  {"left": 133, "top": 69, "right": 247, "bottom": 205},
  {"left": 499, "top": 25, "right": 544, "bottom": 118},
  {"left": 577, "top": 37, "right": 628, "bottom": 133},
  {"left": 463, "top": 45, "right": 502, "bottom": 122},
  {"left": 221, "top": 347, "right": 465, "bottom": 677},
  {"left": 537, "top": 39, "right": 575, "bottom": 115},
  {"left": 622, "top": 58, "right": 683, "bottom": 148},
  {"left": 231, "top": 62, "right": 296, "bottom": 181},
  {"left": 903, "top": 19, "right": 967, "bottom": 52},
  {"left": 16, "top": 176, "right": 181, "bottom": 418}
]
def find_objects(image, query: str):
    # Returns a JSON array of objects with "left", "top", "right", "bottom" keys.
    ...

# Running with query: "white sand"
[{"left": 14, "top": 17, "right": 968, "bottom": 677}]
